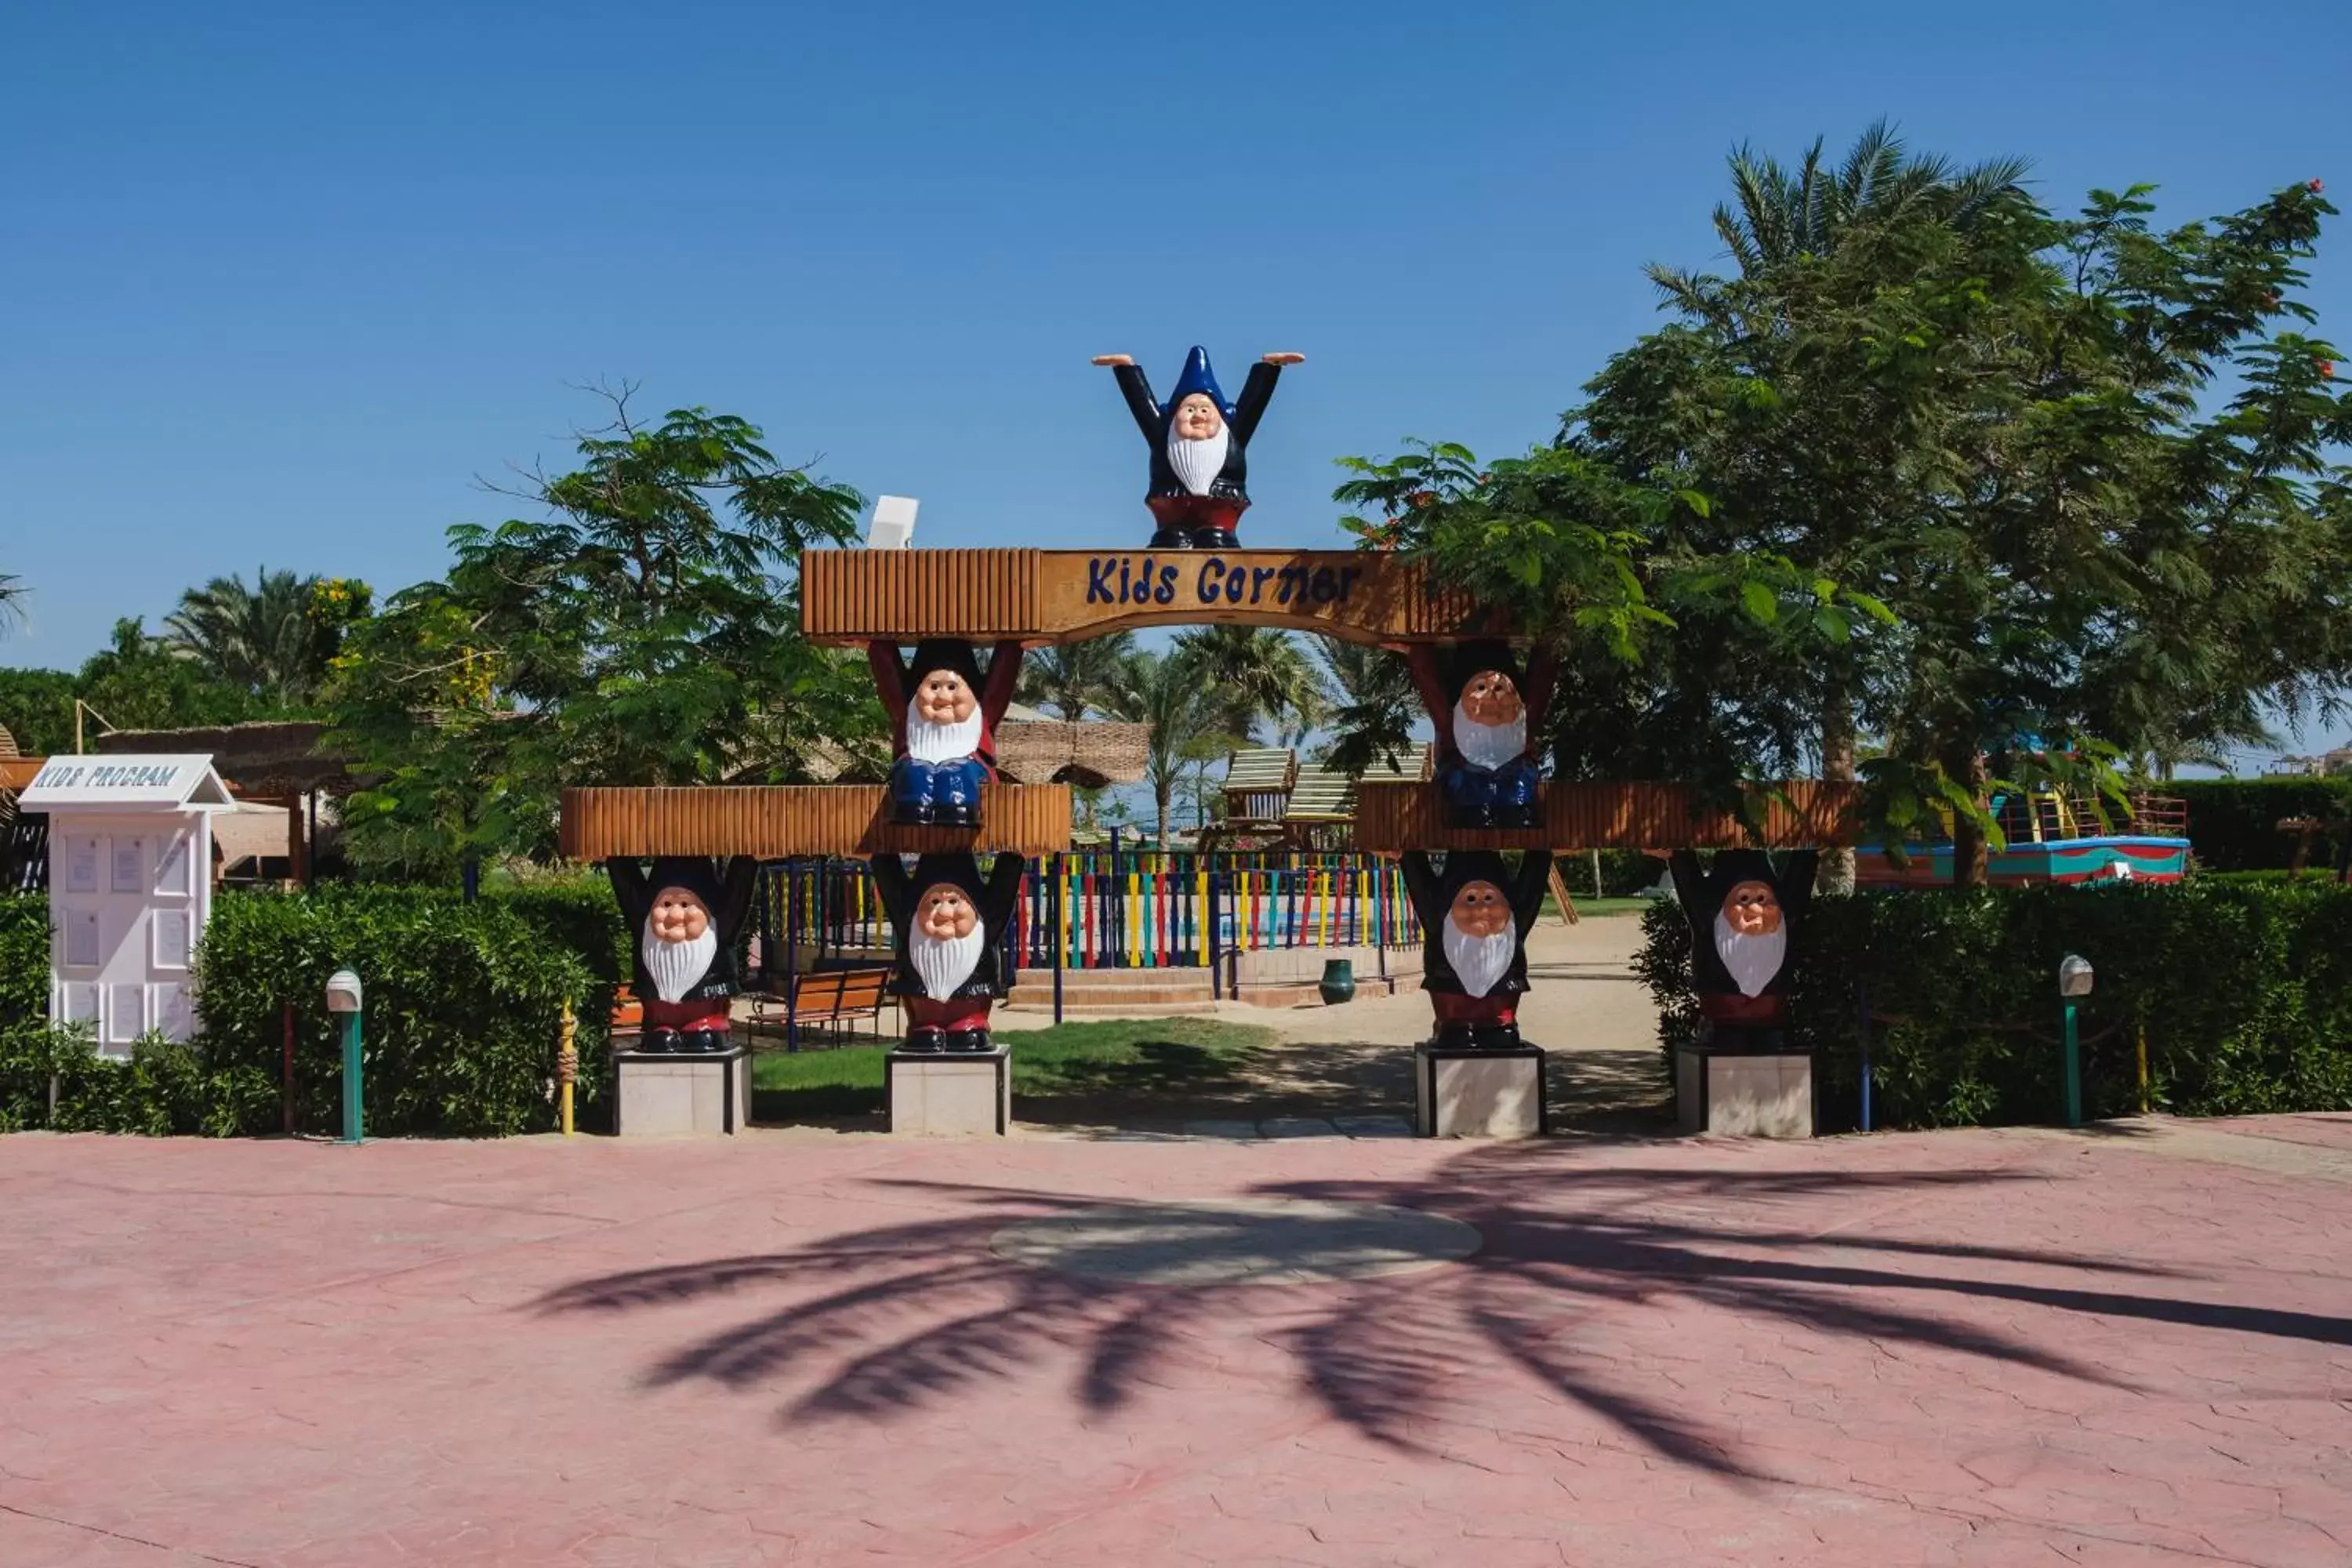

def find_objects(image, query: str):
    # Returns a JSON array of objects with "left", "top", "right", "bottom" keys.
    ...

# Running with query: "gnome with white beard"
[
  {"left": 608, "top": 855, "right": 759, "bottom": 1053},
  {"left": 869, "top": 638, "right": 1023, "bottom": 827},
  {"left": 872, "top": 851, "right": 1026, "bottom": 1052},
  {"left": 1403, "top": 849, "right": 1552, "bottom": 1051},
  {"left": 1666, "top": 848, "right": 1819, "bottom": 1049},
  {"left": 1401, "top": 640, "right": 1556, "bottom": 829},
  {"left": 1092, "top": 346, "right": 1303, "bottom": 550}
]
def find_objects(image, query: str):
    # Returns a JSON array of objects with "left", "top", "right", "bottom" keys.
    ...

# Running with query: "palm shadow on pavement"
[{"left": 524, "top": 1142, "right": 2346, "bottom": 1481}]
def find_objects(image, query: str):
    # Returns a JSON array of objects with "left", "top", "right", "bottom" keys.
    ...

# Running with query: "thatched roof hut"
[
  {"left": 93, "top": 720, "right": 352, "bottom": 793},
  {"left": 994, "top": 713, "right": 1151, "bottom": 788}
]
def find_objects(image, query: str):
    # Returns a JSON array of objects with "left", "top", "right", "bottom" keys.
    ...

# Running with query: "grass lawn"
[
  {"left": 1542, "top": 895, "right": 1659, "bottom": 920},
  {"left": 751, "top": 1017, "right": 1279, "bottom": 1125}
]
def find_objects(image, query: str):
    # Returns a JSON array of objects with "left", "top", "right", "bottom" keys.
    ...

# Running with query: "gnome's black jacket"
[
  {"left": 871, "top": 852, "right": 1027, "bottom": 1001},
  {"left": 1403, "top": 850, "right": 1552, "bottom": 998},
  {"left": 1668, "top": 849, "right": 1817, "bottom": 999},
  {"left": 1116, "top": 361, "right": 1282, "bottom": 502},
  {"left": 608, "top": 855, "right": 760, "bottom": 1007}
]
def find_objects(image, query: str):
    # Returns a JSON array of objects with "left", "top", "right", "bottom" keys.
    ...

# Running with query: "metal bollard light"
[
  {"left": 326, "top": 968, "right": 364, "bottom": 1145},
  {"left": 2057, "top": 953, "right": 2094, "bottom": 1128}
]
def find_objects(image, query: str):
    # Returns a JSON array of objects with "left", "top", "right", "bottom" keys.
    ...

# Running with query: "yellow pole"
[
  {"left": 1317, "top": 869, "right": 1333, "bottom": 946},
  {"left": 2136, "top": 1015, "right": 2150, "bottom": 1115},
  {"left": 558, "top": 1000, "right": 577, "bottom": 1137},
  {"left": 1127, "top": 866, "right": 1142, "bottom": 967}
]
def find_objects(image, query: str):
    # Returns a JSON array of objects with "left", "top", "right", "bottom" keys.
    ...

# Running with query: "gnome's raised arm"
[
  {"left": 980, "top": 641, "right": 1024, "bottom": 725},
  {"left": 1512, "top": 851, "right": 1555, "bottom": 932},
  {"left": 606, "top": 857, "right": 651, "bottom": 927},
  {"left": 1230, "top": 360, "right": 1283, "bottom": 445},
  {"left": 1401, "top": 851, "right": 1445, "bottom": 932},
  {"left": 1112, "top": 363, "right": 1163, "bottom": 444},
  {"left": 982, "top": 851, "right": 1028, "bottom": 929},
  {"left": 869, "top": 854, "right": 913, "bottom": 932},
  {"left": 716, "top": 855, "right": 760, "bottom": 944}
]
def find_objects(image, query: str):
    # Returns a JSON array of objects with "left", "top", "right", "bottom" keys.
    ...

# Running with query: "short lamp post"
[
  {"left": 326, "top": 968, "right": 364, "bottom": 1145},
  {"left": 2057, "top": 954, "right": 2093, "bottom": 1128}
]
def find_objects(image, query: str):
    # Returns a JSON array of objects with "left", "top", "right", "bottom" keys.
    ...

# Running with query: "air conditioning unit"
[{"left": 867, "top": 495, "right": 918, "bottom": 550}]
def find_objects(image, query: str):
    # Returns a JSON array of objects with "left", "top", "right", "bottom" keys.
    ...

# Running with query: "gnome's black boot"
[
  {"left": 903, "top": 1025, "right": 947, "bottom": 1054},
  {"left": 684, "top": 1027, "right": 728, "bottom": 1054},
  {"left": 933, "top": 800, "right": 977, "bottom": 829},
  {"left": 1436, "top": 1021, "right": 1476, "bottom": 1051},
  {"left": 1190, "top": 527, "right": 1239, "bottom": 550},
  {"left": 1472, "top": 1022, "right": 1521, "bottom": 1052},
  {"left": 949, "top": 1027, "right": 993, "bottom": 1053},
  {"left": 1149, "top": 526, "right": 1195, "bottom": 550},
  {"left": 641, "top": 1027, "right": 678, "bottom": 1054}
]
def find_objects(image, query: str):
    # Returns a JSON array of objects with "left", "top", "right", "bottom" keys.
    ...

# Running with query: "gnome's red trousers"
[
  {"left": 904, "top": 996, "right": 994, "bottom": 1033},
  {"left": 1429, "top": 993, "right": 1516, "bottom": 1028},
  {"left": 1149, "top": 495, "right": 1248, "bottom": 539},
  {"left": 641, "top": 997, "right": 733, "bottom": 1034}
]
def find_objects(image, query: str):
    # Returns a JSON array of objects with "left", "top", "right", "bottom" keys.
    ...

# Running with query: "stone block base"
[
  {"left": 887, "top": 1046, "right": 1011, "bottom": 1137},
  {"left": 1414, "top": 1044, "right": 1547, "bottom": 1138},
  {"left": 614, "top": 1046, "right": 749, "bottom": 1137},
  {"left": 1675, "top": 1044, "right": 1813, "bottom": 1138}
]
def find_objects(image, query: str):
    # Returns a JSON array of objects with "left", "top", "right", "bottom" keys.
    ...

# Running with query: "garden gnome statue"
[
  {"left": 872, "top": 851, "right": 1027, "bottom": 1052},
  {"left": 1667, "top": 848, "right": 1819, "bottom": 1049},
  {"left": 1092, "top": 345, "right": 1304, "bottom": 550},
  {"left": 1403, "top": 848, "right": 1552, "bottom": 1050},
  {"left": 608, "top": 855, "right": 759, "bottom": 1053},
  {"left": 1403, "top": 641, "right": 1555, "bottom": 829},
  {"left": 868, "top": 638, "right": 1023, "bottom": 827}
]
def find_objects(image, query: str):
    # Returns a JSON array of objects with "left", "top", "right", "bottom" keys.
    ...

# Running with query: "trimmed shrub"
[
  {"left": 0, "top": 1025, "right": 278, "bottom": 1136},
  {"left": 1639, "top": 880, "right": 2352, "bottom": 1130},
  {"left": 2, "top": 893, "right": 44, "bottom": 1025},
  {"left": 197, "top": 887, "right": 606, "bottom": 1137},
  {"left": 2169, "top": 777, "right": 2352, "bottom": 872}
]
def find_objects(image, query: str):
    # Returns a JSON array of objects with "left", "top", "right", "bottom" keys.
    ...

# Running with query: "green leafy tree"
[
  {"left": 1170, "top": 625, "right": 1330, "bottom": 743},
  {"left": 1549, "top": 133, "right": 2350, "bottom": 885},
  {"left": 1313, "top": 636, "right": 1421, "bottom": 776},
  {"left": 1102, "top": 648, "right": 1238, "bottom": 847},
  {"left": 328, "top": 390, "right": 869, "bottom": 880},
  {"left": 162, "top": 568, "right": 368, "bottom": 703},
  {"left": 1016, "top": 631, "right": 1138, "bottom": 719}
]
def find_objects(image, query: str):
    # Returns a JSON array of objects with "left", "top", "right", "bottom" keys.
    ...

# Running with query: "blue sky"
[{"left": 5, "top": 1, "right": 2348, "bottom": 761}]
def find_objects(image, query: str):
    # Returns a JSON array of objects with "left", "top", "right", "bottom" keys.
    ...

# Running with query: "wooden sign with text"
[{"left": 800, "top": 547, "right": 1501, "bottom": 648}]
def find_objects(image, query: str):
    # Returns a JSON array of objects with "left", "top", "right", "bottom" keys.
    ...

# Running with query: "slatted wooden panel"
[
  {"left": 0, "top": 758, "right": 44, "bottom": 792},
  {"left": 1353, "top": 781, "right": 1864, "bottom": 852},
  {"left": 561, "top": 784, "right": 1073, "bottom": 858},
  {"left": 801, "top": 547, "right": 1497, "bottom": 647}
]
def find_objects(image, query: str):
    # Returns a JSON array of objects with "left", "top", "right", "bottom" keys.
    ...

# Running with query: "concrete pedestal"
[
  {"left": 1414, "top": 1043, "right": 1547, "bottom": 1138},
  {"left": 614, "top": 1046, "right": 749, "bottom": 1137},
  {"left": 1675, "top": 1042, "right": 1814, "bottom": 1138},
  {"left": 886, "top": 1045, "right": 1011, "bottom": 1137}
]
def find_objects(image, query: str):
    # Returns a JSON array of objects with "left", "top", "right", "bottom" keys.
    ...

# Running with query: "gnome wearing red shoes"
[
  {"left": 873, "top": 851, "right": 1027, "bottom": 1053},
  {"left": 1091, "top": 345, "right": 1304, "bottom": 549},
  {"left": 608, "top": 855, "right": 759, "bottom": 1053}
]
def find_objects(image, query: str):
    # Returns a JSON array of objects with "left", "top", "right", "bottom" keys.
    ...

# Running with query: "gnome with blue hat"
[{"left": 1092, "top": 345, "right": 1304, "bottom": 549}]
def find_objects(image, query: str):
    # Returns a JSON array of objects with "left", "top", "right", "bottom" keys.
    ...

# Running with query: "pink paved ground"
[{"left": 4, "top": 1116, "right": 2350, "bottom": 1567}]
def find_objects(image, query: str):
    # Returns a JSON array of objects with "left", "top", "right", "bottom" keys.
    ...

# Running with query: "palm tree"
[
  {"left": 0, "top": 572, "right": 22, "bottom": 638},
  {"left": 1016, "top": 632, "right": 1138, "bottom": 720},
  {"left": 1170, "top": 626, "right": 1330, "bottom": 744},
  {"left": 1650, "top": 119, "right": 2031, "bottom": 304},
  {"left": 1102, "top": 648, "right": 1235, "bottom": 847},
  {"left": 162, "top": 567, "right": 332, "bottom": 702},
  {"left": 1314, "top": 637, "right": 1424, "bottom": 775}
]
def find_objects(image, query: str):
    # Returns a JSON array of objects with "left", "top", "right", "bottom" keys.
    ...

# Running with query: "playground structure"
[
  {"left": 1216, "top": 743, "right": 1431, "bottom": 848},
  {"left": 1853, "top": 788, "right": 2191, "bottom": 887}
]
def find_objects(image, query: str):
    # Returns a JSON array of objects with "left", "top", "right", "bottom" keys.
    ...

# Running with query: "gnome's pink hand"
[
  {"left": 1091, "top": 354, "right": 1134, "bottom": 367},
  {"left": 1261, "top": 352, "right": 1305, "bottom": 365}
]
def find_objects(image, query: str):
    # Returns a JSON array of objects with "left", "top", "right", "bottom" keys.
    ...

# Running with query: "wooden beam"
[
  {"left": 800, "top": 547, "right": 1503, "bottom": 648},
  {"left": 1352, "top": 781, "right": 1863, "bottom": 853},
  {"left": 561, "top": 784, "right": 1073, "bottom": 859},
  {"left": 0, "top": 758, "right": 44, "bottom": 792}
]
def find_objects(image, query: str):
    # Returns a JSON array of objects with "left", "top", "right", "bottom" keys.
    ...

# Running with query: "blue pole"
[
  {"left": 1857, "top": 984, "right": 1873, "bottom": 1133},
  {"left": 784, "top": 859, "right": 800, "bottom": 1054},
  {"left": 1051, "top": 853, "right": 1065, "bottom": 1025}
]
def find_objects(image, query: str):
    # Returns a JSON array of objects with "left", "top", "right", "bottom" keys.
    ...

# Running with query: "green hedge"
[
  {"left": 1639, "top": 881, "right": 2352, "bottom": 1129},
  {"left": 2169, "top": 777, "right": 2352, "bottom": 872},
  {"left": 0, "top": 885, "right": 619, "bottom": 1138}
]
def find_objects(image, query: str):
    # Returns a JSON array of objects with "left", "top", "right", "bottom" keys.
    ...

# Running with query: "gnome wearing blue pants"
[
  {"left": 1091, "top": 345, "right": 1304, "bottom": 549},
  {"left": 869, "top": 637, "right": 1024, "bottom": 827}
]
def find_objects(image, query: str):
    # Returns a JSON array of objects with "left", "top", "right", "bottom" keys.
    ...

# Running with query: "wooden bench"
[{"left": 750, "top": 966, "right": 895, "bottom": 1044}]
